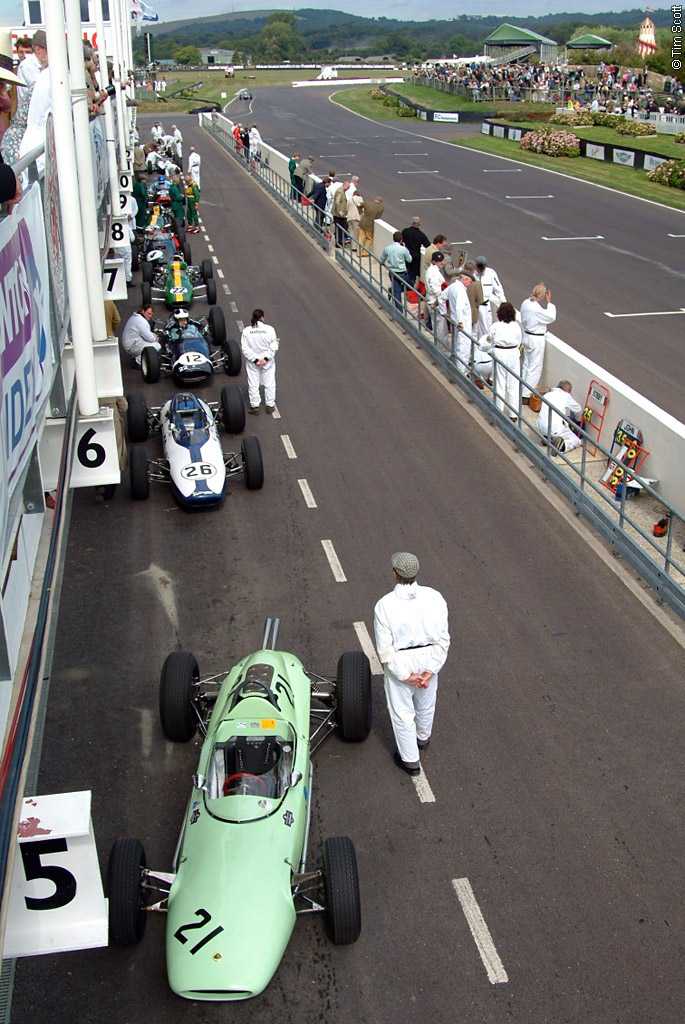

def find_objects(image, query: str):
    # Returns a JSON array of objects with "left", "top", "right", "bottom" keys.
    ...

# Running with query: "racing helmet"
[
  {"left": 174, "top": 309, "right": 189, "bottom": 322},
  {"left": 146, "top": 249, "right": 164, "bottom": 262}
]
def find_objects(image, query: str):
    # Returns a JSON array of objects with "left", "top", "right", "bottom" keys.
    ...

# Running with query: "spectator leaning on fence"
[
  {"left": 476, "top": 302, "right": 523, "bottom": 421},
  {"left": 345, "top": 176, "right": 362, "bottom": 246},
  {"left": 424, "top": 250, "right": 445, "bottom": 333},
  {"left": 19, "top": 29, "right": 50, "bottom": 168},
  {"left": 401, "top": 216, "right": 430, "bottom": 288},
  {"left": 358, "top": 195, "right": 384, "bottom": 257},
  {"left": 380, "top": 231, "right": 412, "bottom": 311},
  {"left": 520, "top": 282, "right": 557, "bottom": 402}
]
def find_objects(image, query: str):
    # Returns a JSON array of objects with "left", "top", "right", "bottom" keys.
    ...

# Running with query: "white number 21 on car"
[{"left": 4, "top": 791, "right": 108, "bottom": 957}]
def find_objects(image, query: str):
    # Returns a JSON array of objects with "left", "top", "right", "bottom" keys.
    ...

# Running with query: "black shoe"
[
  {"left": 417, "top": 737, "right": 431, "bottom": 751},
  {"left": 394, "top": 751, "right": 420, "bottom": 776},
  {"left": 248, "top": 406, "right": 261, "bottom": 415},
  {"left": 264, "top": 405, "right": 275, "bottom": 414}
]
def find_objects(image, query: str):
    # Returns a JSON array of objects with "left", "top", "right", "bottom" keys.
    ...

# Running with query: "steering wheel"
[{"left": 223, "top": 771, "right": 269, "bottom": 796}]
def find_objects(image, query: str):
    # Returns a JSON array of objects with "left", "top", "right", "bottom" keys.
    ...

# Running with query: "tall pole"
[
  {"left": 44, "top": 0, "right": 98, "bottom": 416},
  {"left": 92, "top": 0, "right": 121, "bottom": 228},
  {"left": 109, "top": 0, "right": 128, "bottom": 162},
  {"left": 64, "top": 0, "right": 107, "bottom": 343}
]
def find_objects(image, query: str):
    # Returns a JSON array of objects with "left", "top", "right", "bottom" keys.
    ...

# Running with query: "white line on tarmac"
[
  {"left": 482, "top": 168, "right": 522, "bottom": 173},
  {"left": 452, "top": 878, "right": 509, "bottom": 985},
  {"left": 394, "top": 152, "right": 429, "bottom": 156},
  {"left": 236, "top": 319, "right": 244, "bottom": 331},
  {"left": 203, "top": 234, "right": 210, "bottom": 242},
  {"left": 319, "top": 153, "right": 356, "bottom": 157},
  {"left": 212, "top": 255, "right": 219, "bottom": 265},
  {"left": 321, "top": 539, "right": 347, "bottom": 582},
  {"left": 604, "top": 308, "right": 685, "bottom": 318},
  {"left": 297, "top": 478, "right": 318, "bottom": 508},
  {"left": 222, "top": 283, "right": 230, "bottom": 294},
  {"left": 506, "top": 194, "right": 554, "bottom": 199},
  {"left": 352, "top": 622, "right": 383, "bottom": 675},
  {"left": 542, "top": 235, "right": 604, "bottom": 241},
  {"left": 280, "top": 434, "right": 297, "bottom": 459},
  {"left": 216, "top": 268, "right": 225, "bottom": 278},
  {"left": 207, "top": 243, "right": 215, "bottom": 252},
  {"left": 401, "top": 197, "right": 452, "bottom": 203},
  {"left": 412, "top": 767, "right": 436, "bottom": 804},
  {"left": 271, "top": 405, "right": 281, "bottom": 419},
  {"left": 397, "top": 170, "right": 440, "bottom": 174},
  {"left": 667, "top": 233, "right": 685, "bottom": 237},
  {"left": 450, "top": 239, "right": 472, "bottom": 245},
  {"left": 230, "top": 300, "right": 238, "bottom": 312}
]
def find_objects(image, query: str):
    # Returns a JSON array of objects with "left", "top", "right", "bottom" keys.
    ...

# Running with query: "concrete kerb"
[{"left": 199, "top": 111, "right": 685, "bottom": 622}]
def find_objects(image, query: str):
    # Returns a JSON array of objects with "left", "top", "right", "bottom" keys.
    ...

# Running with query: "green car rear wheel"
[{"left": 159, "top": 651, "right": 199, "bottom": 742}]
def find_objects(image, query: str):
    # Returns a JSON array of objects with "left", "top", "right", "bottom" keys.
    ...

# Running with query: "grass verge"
[
  {"left": 136, "top": 68, "right": 370, "bottom": 113},
  {"left": 453, "top": 135, "right": 685, "bottom": 211},
  {"left": 388, "top": 82, "right": 556, "bottom": 118},
  {"left": 331, "top": 86, "right": 407, "bottom": 121}
]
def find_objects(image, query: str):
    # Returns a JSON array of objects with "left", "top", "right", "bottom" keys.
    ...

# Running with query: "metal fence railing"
[{"left": 202, "top": 113, "right": 685, "bottom": 618}]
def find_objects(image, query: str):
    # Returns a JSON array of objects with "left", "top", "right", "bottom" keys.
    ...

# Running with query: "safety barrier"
[{"left": 202, "top": 110, "right": 685, "bottom": 617}]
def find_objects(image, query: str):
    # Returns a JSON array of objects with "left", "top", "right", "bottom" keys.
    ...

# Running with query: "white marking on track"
[
  {"left": 271, "top": 405, "right": 281, "bottom": 419},
  {"left": 397, "top": 170, "right": 439, "bottom": 175},
  {"left": 542, "top": 235, "right": 604, "bottom": 241},
  {"left": 452, "top": 878, "right": 509, "bottom": 985},
  {"left": 222, "top": 283, "right": 230, "bottom": 294},
  {"left": 230, "top": 300, "right": 238, "bottom": 312},
  {"left": 236, "top": 319, "right": 244, "bottom": 331},
  {"left": 321, "top": 539, "right": 347, "bottom": 582},
  {"left": 400, "top": 197, "right": 452, "bottom": 203},
  {"left": 207, "top": 243, "right": 215, "bottom": 252},
  {"left": 281, "top": 434, "right": 297, "bottom": 459},
  {"left": 297, "top": 478, "right": 317, "bottom": 508},
  {"left": 667, "top": 233, "right": 685, "bottom": 237},
  {"left": 482, "top": 168, "right": 522, "bottom": 173},
  {"left": 412, "top": 767, "right": 436, "bottom": 804},
  {"left": 394, "top": 152, "right": 429, "bottom": 156},
  {"left": 604, "top": 308, "right": 685, "bottom": 318},
  {"left": 449, "top": 240, "right": 472, "bottom": 245},
  {"left": 319, "top": 153, "right": 356, "bottom": 157},
  {"left": 216, "top": 268, "right": 225, "bottom": 278},
  {"left": 203, "top": 234, "right": 209, "bottom": 242},
  {"left": 505, "top": 194, "right": 554, "bottom": 199},
  {"left": 352, "top": 621, "right": 383, "bottom": 675},
  {"left": 212, "top": 255, "right": 219, "bottom": 265}
]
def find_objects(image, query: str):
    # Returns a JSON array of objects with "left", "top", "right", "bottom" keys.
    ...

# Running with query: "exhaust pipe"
[{"left": 262, "top": 616, "right": 280, "bottom": 651}]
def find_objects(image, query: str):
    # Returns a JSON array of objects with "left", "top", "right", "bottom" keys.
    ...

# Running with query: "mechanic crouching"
[
  {"left": 121, "top": 304, "right": 161, "bottom": 366},
  {"left": 240, "top": 308, "right": 280, "bottom": 415},
  {"left": 374, "top": 553, "right": 450, "bottom": 776}
]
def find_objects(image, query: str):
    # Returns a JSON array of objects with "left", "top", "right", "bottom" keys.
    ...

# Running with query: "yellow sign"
[{"left": 260, "top": 719, "right": 277, "bottom": 730}]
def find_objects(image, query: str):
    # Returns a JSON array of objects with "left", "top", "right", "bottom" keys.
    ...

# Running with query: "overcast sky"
[{"left": 0, "top": 0, "right": 657, "bottom": 26}]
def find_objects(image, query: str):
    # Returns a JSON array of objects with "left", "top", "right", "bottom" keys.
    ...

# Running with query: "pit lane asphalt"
[
  {"left": 229, "top": 85, "right": 685, "bottom": 421},
  {"left": 12, "top": 116, "right": 685, "bottom": 1024}
]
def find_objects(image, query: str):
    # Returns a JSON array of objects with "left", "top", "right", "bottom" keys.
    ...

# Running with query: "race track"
[
  {"left": 230, "top": 85, "right": 685, "bottom": 419},
  {"left": 11, "top": 115, "right": 685, "bottom": 1024}
]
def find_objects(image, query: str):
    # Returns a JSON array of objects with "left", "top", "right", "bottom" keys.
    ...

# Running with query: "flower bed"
[
  {"left": 615, "top": 119, "right": 657, "bottom": 137},
  {"left": 647, "top": 158, "right": 685, "bottom": 189},
  {"left": 521, "top": 128, "right": 580, "bottom": 157},
  {"left": 550, "top": 110, "right": 594, "bottom": 126}
]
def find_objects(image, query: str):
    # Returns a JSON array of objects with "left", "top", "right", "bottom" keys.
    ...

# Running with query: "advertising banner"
[{"left": 0, "top": 183, "right": 55, "bottom": 550}]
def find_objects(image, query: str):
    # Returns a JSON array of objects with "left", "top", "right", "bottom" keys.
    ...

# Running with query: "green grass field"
[
  {"left": 454, "top": 136, "right": 685, "bottom": 211},
  {"left": 136, "top": 68, "right": 382, "bottom": 113},
  {"left": 388, "top": 82, "right": 556, "bottom": 117},
  {"left": 499, "top": 120, "right": 685, "bottom": 159},
  {"left": 330, "top": 86, "right": 408, "bottom": 121}
]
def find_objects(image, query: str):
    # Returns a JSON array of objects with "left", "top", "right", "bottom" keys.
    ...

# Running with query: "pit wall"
[{"left": 212, "top": 113, "right": 685, "bottom": 510}]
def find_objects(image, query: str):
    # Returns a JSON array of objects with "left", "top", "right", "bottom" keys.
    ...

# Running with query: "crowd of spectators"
[
  {"left": 0, "top": 30, "right": 136, "bottom": 213},
  {"left": 414, "top": 59, "right": 685, "bottom": 115}
]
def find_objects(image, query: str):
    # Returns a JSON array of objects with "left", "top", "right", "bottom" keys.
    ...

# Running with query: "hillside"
[{"left": 139, "top": 7, "right": 676, "bottom": 66}]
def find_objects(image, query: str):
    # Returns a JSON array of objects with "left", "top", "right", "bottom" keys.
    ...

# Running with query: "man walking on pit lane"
[
  {"left": 374, "top": 553, "right": 450, "bottom": 776},
  {"left": 241, "top": 308, "right": 280, "bottom": 415}
]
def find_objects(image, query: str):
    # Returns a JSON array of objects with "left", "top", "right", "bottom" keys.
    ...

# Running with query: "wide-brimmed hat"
[{"left": 0, "top": 54, "right": 22, "bottom": 87}]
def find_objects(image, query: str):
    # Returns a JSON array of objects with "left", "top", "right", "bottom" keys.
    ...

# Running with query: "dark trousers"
[
  {"left": 292, "top": 175, "right": 304, "bottom": 201},
  {"left": 333, "top": 216, "right": 348, "bottom": 247},
  {"left": 390, "top": 272, "right": 408, "bottom": 311}
]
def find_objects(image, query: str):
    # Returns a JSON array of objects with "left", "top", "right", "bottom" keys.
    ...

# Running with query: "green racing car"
[
  {"left": 141, "top": 252, "right": 217, "bottom": 310},
  {"left": 107, "top": 618, "right": 372, "bottom": 1001}
]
